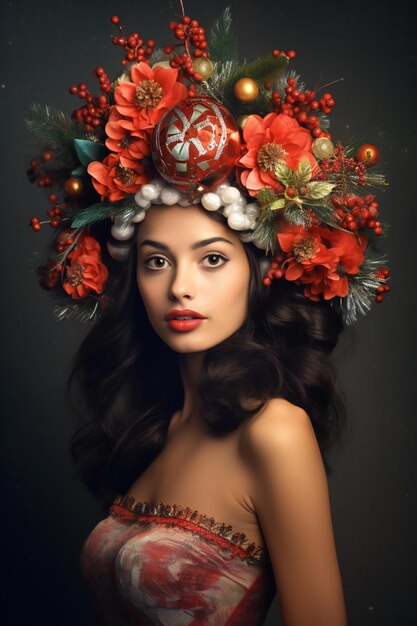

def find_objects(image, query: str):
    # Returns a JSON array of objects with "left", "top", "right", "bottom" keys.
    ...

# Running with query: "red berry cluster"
[
  {"left": 69, "top": 75, "right": 110, "bottom": 135},
  {"left": 272, "top": 49, "right": 296, "bottom": 59},
  {"left": 271, "top": 76, "right": 334, "bottom": 139},
  {"left": 110, "top": 15, "right": 155, "bottom": 65},
  {"left": 262, "top": 253, "right": 285, "bottom": 287},
  {"left": 30, "top": 193, "right": 64, "bottom": 231},
  {"left": 319, "top": 143, "right": 367, "bottom": 186},
  {"left": 374, "top": 267, "right": 391, "bottom": 303},
  {"left": 331, "top": 194, "right": 383, "bottom": 235},
  {"left": 27, "top": 153, "right": 55, "bottom": 188},
  {"left": 167, "top": 16, "right": 209, "bottom": 58}
]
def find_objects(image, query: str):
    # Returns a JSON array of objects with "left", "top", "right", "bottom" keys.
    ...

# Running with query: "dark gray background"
[{"left": 1, "top": 0, "right": 416, "bottom": 624}]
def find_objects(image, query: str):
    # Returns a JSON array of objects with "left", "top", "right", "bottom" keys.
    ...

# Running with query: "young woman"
[
  {"left": 74, "top": 199, "right": 348, "bottom": 625},
  {"left": 25, "top": 7, "right": 389, "bottom": 624}
]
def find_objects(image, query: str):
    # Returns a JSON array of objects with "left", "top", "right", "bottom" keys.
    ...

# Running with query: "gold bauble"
[
  {"left": 234, "top": 77, "right": 259, "bottom": 102},
  {"left": 151, "top": 61, "right": 172, "bottom": 70},
  {"left": 192, "top": 58, "right": 214, "bottom": 81},
  {"left": 64, "top": 177, "right": 83, "bottom": 197},
  {"left": 312, "top": 138, "right": 335, "bottom": 160},
  {"left": 237, "top": 115, "right": 249, "bottom": 130}
]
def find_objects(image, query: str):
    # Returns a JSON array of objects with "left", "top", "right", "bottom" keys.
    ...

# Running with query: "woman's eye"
[
  {"left": 144, "top": 256, "right": 169, "bottom": 270},
  {"left": 203, "top": 253, "right": 229, "bottom": 268}
]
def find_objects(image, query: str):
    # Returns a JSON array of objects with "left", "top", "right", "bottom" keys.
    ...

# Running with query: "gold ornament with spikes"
[
  {"left": 192, "top": 58, "right": 214, "bottom": 81},
  {"left": 234, "top": 77, "right": 259, "bottom": 102}
]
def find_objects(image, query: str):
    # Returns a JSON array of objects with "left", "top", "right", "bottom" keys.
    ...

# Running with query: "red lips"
[{"left": 165, "top": 309, "right": 206, "bottom": 321}]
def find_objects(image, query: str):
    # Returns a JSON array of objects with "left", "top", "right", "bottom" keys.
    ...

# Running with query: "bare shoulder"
[
  {"left": 241, "top": 397, "right": 314, "bottom": 461},
  {"left": 240, "top": 398, "right": 348, "bottom": 625}
]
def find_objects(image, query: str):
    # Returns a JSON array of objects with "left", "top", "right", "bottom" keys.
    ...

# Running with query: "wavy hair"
[{"left": 67, "top": 207, "right": 347, "bottom": 509}]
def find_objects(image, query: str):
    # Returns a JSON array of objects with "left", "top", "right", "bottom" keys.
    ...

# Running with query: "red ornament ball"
[
  {"left": 356, "top": 143, "right": 380, "bottom": 167},
  {"left": 152, "top": 96, "right": 241, "bottom": 193}
]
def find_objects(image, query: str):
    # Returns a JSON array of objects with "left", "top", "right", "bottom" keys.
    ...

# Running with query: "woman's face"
[{"left": 136, "top": 204, "right": 251, "bottom": 354}]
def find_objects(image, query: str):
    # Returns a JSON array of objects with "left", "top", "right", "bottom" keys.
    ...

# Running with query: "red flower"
[
  {"left": 87, "top": 152, "right": 149, "bottom": 202},
  {"left": 277, "top": 224, "right": 367, "bottom": 301},
  {"left": 105, "top": 107, "right": 151, "bottom": 161},
  {"left": 113, "top": 62, "right": 187, "bottom": 132},
  {"left": 63, "top": 232, "right": 108, "bottom": 299},
  {"left": 238, "top": 113, "right": 320, "bottom": 196}
]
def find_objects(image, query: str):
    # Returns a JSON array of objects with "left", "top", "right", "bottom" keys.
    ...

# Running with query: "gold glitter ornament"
[
  {"left": 312, "top": 138, "right": 334, "bottom": 160},
  {"left": 234, "top": 77, "right": 259, "bottom": 102},
  {"left": 192, "top": 58, "right": 214, "bottom": 81}
]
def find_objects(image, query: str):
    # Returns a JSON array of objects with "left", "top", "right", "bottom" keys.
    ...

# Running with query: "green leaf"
[
  {"left": 73, "top": 139, "right": 107, "bottom": 167},
  {"left": 274, "top": 161, "right": 294, "bottom": 186},
  {"left": 296, "top": 159, "right": 312, "bottom": 185},
  {"left": 270, "top": 199, "right": 285, "bottom": 211},
  {"left": 208, "top": 7, "right": 238, "bottom": 64},
  {"left": 306, "top": 181, "right": 335, "bottom": 199}
]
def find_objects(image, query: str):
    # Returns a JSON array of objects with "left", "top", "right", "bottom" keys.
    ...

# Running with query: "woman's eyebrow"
[{"left": 138, "top": 237, "right": 235, "bottom": 251}]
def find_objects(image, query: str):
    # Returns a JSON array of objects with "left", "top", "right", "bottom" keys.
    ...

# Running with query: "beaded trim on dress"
[{"left": 111, "top": 494, "right": 270, "bottom": 567}]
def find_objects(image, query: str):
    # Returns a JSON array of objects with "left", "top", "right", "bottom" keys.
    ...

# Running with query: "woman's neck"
[{"left": 176, "top": 351, "right": 206, "bottom": 430}]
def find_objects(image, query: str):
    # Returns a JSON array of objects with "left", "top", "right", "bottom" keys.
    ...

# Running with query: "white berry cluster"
[{"left": 107, "top": 178, "right": 266, "bottom": 261}]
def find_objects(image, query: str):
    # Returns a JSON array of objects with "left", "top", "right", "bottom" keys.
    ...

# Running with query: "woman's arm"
[{"left": 243, "top": 398, "right": 348, "bottom": 626}]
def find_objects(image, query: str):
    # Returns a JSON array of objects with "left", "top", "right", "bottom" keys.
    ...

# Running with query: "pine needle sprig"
[
  {"left": 337, "top": 252, "right": 389, "bottom": 325},
  {"left": 70, "top": 196, "right": 138, "bottom": 228},
  {"left": 52, "top": 296, "right": 102, "bottom": 323},
  {"left": 25, "top": 103, "right": 90, "bottom": 169},
  {"left": 252, "top": 208, "right": 280, "bottom": 255},
  {"left": 208, "top": 7, "right": 238, "bottom": 64}
]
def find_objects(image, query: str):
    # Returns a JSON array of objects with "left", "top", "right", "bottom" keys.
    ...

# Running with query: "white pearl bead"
[
  {"left": 221, "top": 186, "right": 241, "bottom": 205},
  {"left": 177, "top": 194, "right": 193, "bottom": 206},
  {"left": 107, "top": 241, "right": 130, "bottom": 261},
  {"left": 131, "top": 210, "right": 147, "bottom": 223},
  {"left": 223, "top": 202, "right": 242, "bottom": 217},
  {"left": 111, "top": 223, "right": 135, "bottom": 240},
  {"left": 245, "top": 203, "right": 260, "bottom": 220},
  {"left": 152, "top": 177, "right": 165, "bottom": 192},
  {"left": 160, "top": 187, "right": 181, "bottom": 205},
  {"left": 228, "top": 212, "right": 248, "bottom": 230},
  {"left": 134, "top": 191, "right": 151, "bottom": 209},
  {"left": 201, "top": 192, "right": 222, "bottom": 211},
  {"left": 141, "top": 184, "right": 159, "bottom": 201},
  {"left": 214, "top": 182, "right": 230, "bottom": 196}
]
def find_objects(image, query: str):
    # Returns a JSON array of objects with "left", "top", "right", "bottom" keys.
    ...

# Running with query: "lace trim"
[{"left": 110, "top": 494, "right": 269, "bottom": 567}]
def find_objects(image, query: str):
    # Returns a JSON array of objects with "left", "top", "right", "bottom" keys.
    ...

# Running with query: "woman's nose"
[{"left": 169, "top": 262, "right": 195, "bottom": 300}]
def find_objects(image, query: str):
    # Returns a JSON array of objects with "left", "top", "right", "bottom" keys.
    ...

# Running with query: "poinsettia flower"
[
  {"left": 105, "top": 107, "right": 151, "bottom": 161},
  {"left": 277, "top": 224, "right": 367, "bottom": 301},
  {"left": 238, "top": 113, "right": 320, "bottom": 197},
  {"left": 113, "top": 61, "right": 187, "bottom": 132},
  {"left": 63, "top": 233, "right": 108, "bottom": 299},
  {"left": 87, "top": 152, "right": 149, "bottom": 202}
]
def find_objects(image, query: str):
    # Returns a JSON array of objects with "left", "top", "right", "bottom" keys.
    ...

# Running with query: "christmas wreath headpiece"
[{"left": 26, "top": 4, "right": 390, "bottom": 325}]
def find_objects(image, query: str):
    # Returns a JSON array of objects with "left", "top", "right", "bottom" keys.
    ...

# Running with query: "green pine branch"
[{"left": 208, "top": 7, "right": 238, "bottom": 64}]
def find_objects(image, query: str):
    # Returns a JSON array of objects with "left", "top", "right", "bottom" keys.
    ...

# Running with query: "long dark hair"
[{"left": 68, "top": 207, "right": 347, "bottom": 509}]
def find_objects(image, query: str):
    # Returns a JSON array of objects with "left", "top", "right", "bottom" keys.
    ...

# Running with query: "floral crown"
[{"left": 26, "top": 5, "right": 390, "bottom": 325}]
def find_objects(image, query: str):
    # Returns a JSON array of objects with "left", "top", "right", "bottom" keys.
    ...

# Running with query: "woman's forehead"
[{"left": 136, "top": 204, "right": 239, "bottom": 245}]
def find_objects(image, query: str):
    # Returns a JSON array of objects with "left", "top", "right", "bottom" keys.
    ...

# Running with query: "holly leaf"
[
  {"left": 270, "top": 198, "right": 285, "bottom": 211},
  {"left": 296, "top": 159, "right": 312, "bottom": 185},
  {"left": 73, "top": 139, "right": 107, "bottom": 167},
  {"left": 306, "top": 181, "right": 335, "bottom": 199},
  {"left": 274, "top": 160, "right": 294, "bottom": 186}
]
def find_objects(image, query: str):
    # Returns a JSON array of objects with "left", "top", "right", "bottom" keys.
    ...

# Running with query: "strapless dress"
[{"left": 80, "top": 494, "right": 277, "bottom": 625}]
